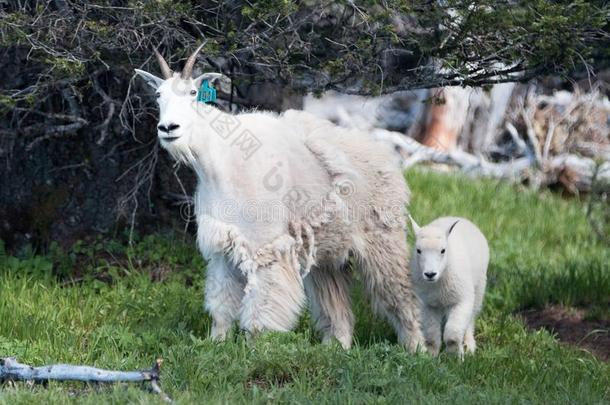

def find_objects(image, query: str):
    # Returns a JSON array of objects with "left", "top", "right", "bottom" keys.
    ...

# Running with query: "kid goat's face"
[
  {"left": 414, "top": 228, "right": 448, "bottom": 283},
  {"left": 412, "top": 220, "right": 459, "bottom": 283}
]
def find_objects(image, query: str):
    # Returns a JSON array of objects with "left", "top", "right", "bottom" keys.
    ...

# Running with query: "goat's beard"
[{"left": 163, "top": 140, "right": 199, "bottom": 168}]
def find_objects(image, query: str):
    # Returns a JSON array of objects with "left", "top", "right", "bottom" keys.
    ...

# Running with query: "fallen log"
[
  {"left": 373, "top": 129, "right": 610, "bottom": 193},
  {"left": 0, "top": 357, "right": 171, "bottom": 402}
]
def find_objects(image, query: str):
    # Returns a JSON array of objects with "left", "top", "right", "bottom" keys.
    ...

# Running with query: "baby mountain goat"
[
  {"left": 409, "top": 216, "right": 489, "bottom": 358},
  {"left": 135, "top": 45, "right": 424, "bottom": 351}
]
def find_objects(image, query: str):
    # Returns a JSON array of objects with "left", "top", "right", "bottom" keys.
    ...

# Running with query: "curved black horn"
[
  {"left": 181, "top": 42, "right": 206, "bottom": 79},
  {"left": 153, "top": 47, "right": 172, "bottom": 79}
]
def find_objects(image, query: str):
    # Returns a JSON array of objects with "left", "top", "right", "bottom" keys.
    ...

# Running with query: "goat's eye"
[
  {"left": 155, "top": 92, "right": 161, "bottom": 99},
  {"left": 190, "top": 89, "right": 197, "bottom": 96},
  {"left": 441, "top": 249, "right": 446, "bottom": 254},
  {"left": 416, "top": 249, "right": 421, "bottom": 254}
]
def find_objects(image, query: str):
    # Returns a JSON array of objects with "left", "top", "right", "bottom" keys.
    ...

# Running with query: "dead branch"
[
  {"left": 92, "top": 73, "right": 119, "bottom": 145},
  {"left": 116, "top": 140, "right": 159, "bottom": 243},
  {"left": 520, "top": 89, "right": 542, "bottom": 167},
  {"left": 373, "top": 128, "right": 610, "bottom": 193},
  {"left": 25, "top": 121, "right": 88, "bottom": 151},
  {"left": 0, "top": 357, "right": 171, "bottom": 402}
]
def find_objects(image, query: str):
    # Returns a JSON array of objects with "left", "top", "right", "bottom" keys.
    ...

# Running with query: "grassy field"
[{"left": 1, "top": 169, "right": 608, "bottom": 404}]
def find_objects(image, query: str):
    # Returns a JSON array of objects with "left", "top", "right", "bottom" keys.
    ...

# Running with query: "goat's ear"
[
  {"left": 194, "top": 73, "right": 232, "bottom": 94},
  {"left": 408, "top": 214, "right": 421, "bottom": 234},
  {"left": 447, "top": 220, "right": 459, "bottom": 236},
  {"left": 134, "top": 69, "right": 164, "bottom": 90}
]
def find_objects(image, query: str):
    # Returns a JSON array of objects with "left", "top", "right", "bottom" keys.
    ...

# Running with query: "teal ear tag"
[{"left": 197, "top": 80, "right": 217, "bottom": 103}]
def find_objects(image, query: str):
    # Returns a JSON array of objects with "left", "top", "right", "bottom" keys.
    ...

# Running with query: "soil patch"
[{"left": 519, "top": 305, "right": 610, "bottom": 361}]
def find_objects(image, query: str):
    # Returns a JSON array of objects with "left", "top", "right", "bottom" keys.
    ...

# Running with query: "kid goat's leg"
[
  {"left": 444, "top": 300, "right": 474, "bottom": 359},
  {"left": 422, "top": 305, "right": 442, "bottom": 356},
  {"left": 204, "top": 254, "right": 245, "bottom": 340},
  {"left": 464, "top": 319, "right": 477, "bottom": 353}
]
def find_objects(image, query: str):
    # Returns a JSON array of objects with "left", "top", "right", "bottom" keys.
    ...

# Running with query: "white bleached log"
[
  {"left": 373, "top": 129, "right": 610, "bottom": 193},
  {"left": 0, "top": 357, "right": 171, "bottom": 402},
  {"left": 373, "top": 128, "right": 532, "bottom": 178}
]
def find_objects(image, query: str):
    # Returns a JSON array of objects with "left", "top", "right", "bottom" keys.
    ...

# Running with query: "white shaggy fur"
[
  {"left": 135, "top": 57, "right": 424, "bottom": 351},
  {"left": 409, "top": 216, "right": 489, "bottom": 358}
]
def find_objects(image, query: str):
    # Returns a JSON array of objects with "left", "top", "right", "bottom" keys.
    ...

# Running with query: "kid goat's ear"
[
  {"left": 447, "top": 220, "right": 460, "bottom": 236},
  {"left": 408, "top": 214, "right": 421, "bottom": 234},
  {"left": 134, "top": 69, "right": 164, "bottom": 90}
]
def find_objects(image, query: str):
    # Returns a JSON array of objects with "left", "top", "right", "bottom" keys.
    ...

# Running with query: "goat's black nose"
[
  {"left": 424, "top": 272, "right": 437, "bottom": 279},
  {"left": 158, "top": 123, "right": 180, "bottom": 133}
]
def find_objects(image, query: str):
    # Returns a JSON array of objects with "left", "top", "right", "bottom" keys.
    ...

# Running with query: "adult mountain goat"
[{"left": 135, "top": 45, "right": 424, "bottom": 350}]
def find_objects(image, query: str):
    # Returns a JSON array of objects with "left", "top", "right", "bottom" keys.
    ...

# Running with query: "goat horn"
[
  {"left": 153, "top": 47, "right": 173, "bottom": 79},
  {"left": 181, "top": 41, "right": 207, "bottom": 79}
]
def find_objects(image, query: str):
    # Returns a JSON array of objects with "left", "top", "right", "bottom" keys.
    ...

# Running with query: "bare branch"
[{"left": 0, "top": 357, "right": 171, "bottom": 402}]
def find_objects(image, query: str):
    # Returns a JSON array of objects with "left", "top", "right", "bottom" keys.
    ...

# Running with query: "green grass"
[{"left": 1, "top": 169, "right": 608, "bottom": 404}]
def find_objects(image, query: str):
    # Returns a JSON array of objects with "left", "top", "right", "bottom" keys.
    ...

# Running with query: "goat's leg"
[
  {"left": 357, "top": 229, "right": 425, "bottom": 353},
  {"left": 304, "top": 263, "right": 354, "bottom": 349},
  {"left": 422, "top": 305, "right": 442, "bottom": 356},
  {"left": 464, "top": 319, "right": 477, "bottom": 354},
  {"left": 443, "top": 299, "right": 474, "bottom": 360},
  {"left": 204, "top": 254, "right": 245, "bottom": 340},
  {"left": 239, "top": 259, "right": 306, "bottom": 335}
]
